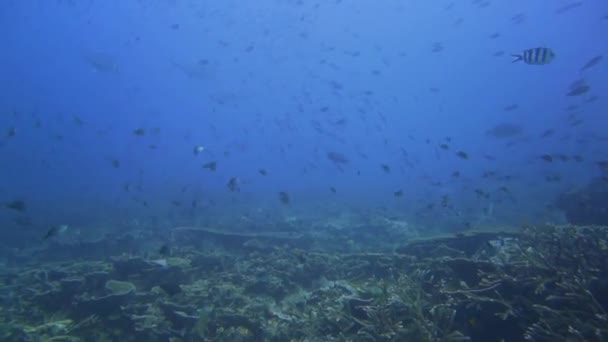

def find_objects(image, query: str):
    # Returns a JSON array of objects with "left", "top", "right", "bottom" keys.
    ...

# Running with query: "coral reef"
[{"left": 0, "top": 223, "right": 606, "bottom": 341}]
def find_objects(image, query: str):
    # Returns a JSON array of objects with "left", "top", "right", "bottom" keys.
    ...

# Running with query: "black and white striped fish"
[{"left": 512, "top": 47, "right": 555, "bottom": 65}]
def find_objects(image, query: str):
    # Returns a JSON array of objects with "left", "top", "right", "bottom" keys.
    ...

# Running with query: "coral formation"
[{"left": 0, "top": 223, "right": 606, "bottom": 341}]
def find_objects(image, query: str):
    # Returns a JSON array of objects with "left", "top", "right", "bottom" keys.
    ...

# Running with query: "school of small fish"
[{"left": 0, "top": 0, "right": 606, "bottom": 240}]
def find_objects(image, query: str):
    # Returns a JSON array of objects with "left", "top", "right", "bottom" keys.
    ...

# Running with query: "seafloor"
[{"left": 0, "top": 214, "right": 607, "bottom": 341}]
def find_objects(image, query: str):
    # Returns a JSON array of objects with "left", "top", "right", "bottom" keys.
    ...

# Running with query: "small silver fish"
[
  {"left": 43, "top": 225, "right": 68, "bottom": 241},
  {"left": 512, "top": 47, "right": 555, "bottom": 65},
  {"left": 193, "top": 145, "right": 206, "bottom": 155}
]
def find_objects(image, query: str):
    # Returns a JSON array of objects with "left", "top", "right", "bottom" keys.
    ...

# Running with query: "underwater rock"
[
  {"left": 158, "top": 282, "right": 182, "bottom": 297},
  {"left": 59, "top": 276, "right": 85, "bottom": 294},
  {"left": 171, "top": 226, "right": 307, "bottom": 251},
  {"left": 83, "top": 271, "right": 111, "bottom": 292},
  {"left": 33, "top": 276, "right": 86, "bottom": 311},
  {"left": 33, "top": 289, "right": 69, "bottom": 312},
  {"left": 440, "top": 258, "right": 496, "bottom": 286},
  {"left": 22, "top": 319, "right": 75, "bottom": 339},
  {"left": 47, "top": 269, "right": 69, "bottom": 281},
  {"left": 366, "top": 215, "right": 418, "bottom": 239},
  {"left": 112, "top": 256, "right": 188, "bottom": 292},
  {"left": 473, "top": 237, "right": 529, "bottom": 265},
  {"left": 207, "top": 311, "right": 264, "bottom": 340},
  {"left": 245, "top": 274, "right": 291, "bottom": 300},
  {"left": 555, "top": 178, "right": 608, "bottom": 225},
  {"left": 190, "top": 254, "right": 233, "bottom": 272},
  {"left": 105, "top": 279, "right": 136, "bottom": 295},
  {"left": 0, "top": 322, "right": 30, "bottom": 341},
  {"left": 340, "top": 253, "right": 413, "bottom": 279},
  {"left": 395, "top": 232, "right": 519, "bottom": 258},
  {"left": 130, "top": 308, "right": 170, "bottom": 337},
  {"left": 160, "top": 302, "right": 199, "bottom": 331},
  {"left": 242, "top": 238, "right": 275, "bottom": 252},
  {"left": 112, "top": 257, "right": 157, "bottom": 276},
  {"left": 74, "top": 280, "right": 136, "bottom": 317},
  {"left": 32, "top": 234, "right": 141, "bottom": 261},
  {"left": 341, "top": 296, "right": 374, "bottom": 321},
  {"left": 427, "top": 244, "right": 466, "bottom": 259}
]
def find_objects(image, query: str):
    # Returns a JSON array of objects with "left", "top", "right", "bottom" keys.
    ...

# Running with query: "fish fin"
[{"left": 511, "top": 54, "right": 523, "bottom": 63}]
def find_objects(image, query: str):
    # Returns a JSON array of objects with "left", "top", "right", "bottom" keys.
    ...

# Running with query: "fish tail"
[{"left": 511, "top": 54, "right": 523, "bottom": 63}]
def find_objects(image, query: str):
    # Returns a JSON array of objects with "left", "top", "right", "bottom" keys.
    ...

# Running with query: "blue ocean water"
[
  {"left": 1, "top": 1, "right": 607, "bottom": 341},
  {"left": 0, "top": 1, "right": 608, "bottom": 235},
  {"left": 1, "top": 1, "right": 607, "bottom": 237}
]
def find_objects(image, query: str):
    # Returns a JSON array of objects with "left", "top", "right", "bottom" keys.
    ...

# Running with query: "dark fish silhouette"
[
  {"left": 5, "top": 200, "right": 26, "bottom": 212},
  {"left": 6, "top": 127, "right": 16, "bottom": 138},
  {"left": 555, "top": 1, "right": 583, "bottom": 14},
  {"left": 475, "top": 189, "right": 490, "bottom": 199},
  {"left": 511, "top": 13, "right": 526, "bottom": 24},
  {"left": 540, "top": 129, "right": 555, "bottom": 138},
  {"left": 43, "top": 225, "right": 68, "bottom": 241},
  {"left": 581, "top": 55, "right": 603, "bottom": 71},
  {"left": 456, "top": 151, "right": 469, "bottom": 159},
  {"left": 278, "top": 191, "right": 290, "bottom": 204},
  {"left": 203, "top": 162, "right": 217, "bottom": 171},
  {"left": 327, "top": 152, "right": 349, "bottom": 164},
  {"left": 227, "top": 177, "right": 240, "bottom": 192},
  {"left": 73, "top": 116, "right": 84, "bottom": 126},
  {"left": 596, "top": 161, "right": 608, "bottom": 172},
  {"left": 133, "top": 128, "right": 146, "bottom": 136},
  {"left": 567, "top": 85, "right": 590, "bottom": 96}
]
